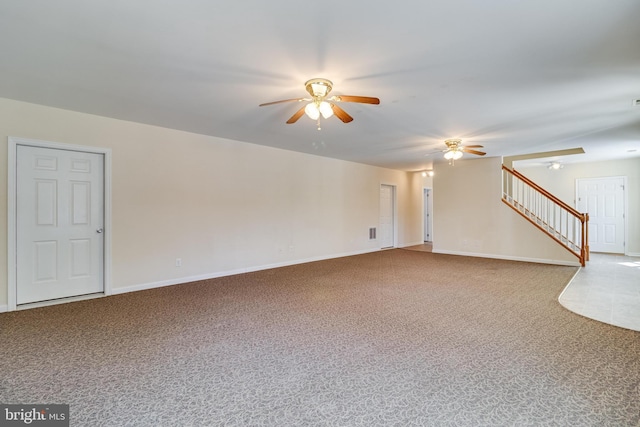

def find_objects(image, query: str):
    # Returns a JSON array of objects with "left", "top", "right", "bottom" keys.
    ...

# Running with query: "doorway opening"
[{"left": 424, "top": 188, "right": 433, "bottom": 243}]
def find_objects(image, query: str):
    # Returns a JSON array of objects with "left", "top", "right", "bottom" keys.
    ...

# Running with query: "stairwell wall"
[
  {"left": 517, "top": 158, "right": 640, "bottom": 256},
  {"left": 432, "top": 156, "right": 578, "bottom": 265}
]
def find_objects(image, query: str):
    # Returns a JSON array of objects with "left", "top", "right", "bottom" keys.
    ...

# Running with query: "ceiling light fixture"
[
  {"left": 444, "top": 149, "right": 463, "bottom": 160},
  {"left": 443, "top": 138, "right": 466, "bottom": 164},
  {"left": 304, "top": 101, "right": 334, "bottom": 128},
  {"left": 439, "top": 139, "right": 486, "bottom": 165},
  {"left": 548, "top": 162, "right": 563, "bottom": 170},
  {"left": 304, "top": 103, "right": 320, "bottom": 120},
  {"left": 304, "top": 101, "right": 334, "bottom": 120},
  {"left": 302, "top": 79, "right": 335, "bottom": 128},
  {"left": 318, "top": 101, "right": 334, "bottom": 118}
]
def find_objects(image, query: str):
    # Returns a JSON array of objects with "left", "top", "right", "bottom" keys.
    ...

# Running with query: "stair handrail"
[
  {"left": 502, "top": 165, "right": 583, "bottom": 218},
  {"left": 502, "top": 165, "right": 589, "bottom": 266}
]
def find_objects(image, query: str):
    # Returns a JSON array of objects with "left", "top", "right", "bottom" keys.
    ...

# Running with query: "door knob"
[{"left": 96, "top": 228, "right": 103, "bottom": 234}]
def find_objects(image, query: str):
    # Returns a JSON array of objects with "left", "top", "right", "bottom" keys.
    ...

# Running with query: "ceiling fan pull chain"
[{"left": 317, "top": 118, "right": 321, "bottom": 130}]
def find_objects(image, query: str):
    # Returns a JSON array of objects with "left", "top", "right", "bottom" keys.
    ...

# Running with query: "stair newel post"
[{"left": 584, "top": 213, "right": 590, "bottom": 262}]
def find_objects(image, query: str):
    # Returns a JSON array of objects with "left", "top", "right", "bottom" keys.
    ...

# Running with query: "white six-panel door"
[
  {"left": 17, "top": 145, "right": 105, "bottom": 304},
  {"left": 576, "top": 177, "right": 625, "bottom": 254}
]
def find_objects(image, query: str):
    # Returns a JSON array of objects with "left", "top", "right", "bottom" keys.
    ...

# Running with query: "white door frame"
[
  {"left": 8, "top": 136, "right": 112, "bottom": 311},
  {"left": 575, "top": 176, "right": 628, "bottom": 255}
]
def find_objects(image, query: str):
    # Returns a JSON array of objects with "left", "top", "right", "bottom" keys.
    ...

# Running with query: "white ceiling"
[{"left": 1, "top": 0, "right": 639, "bottom": 171}]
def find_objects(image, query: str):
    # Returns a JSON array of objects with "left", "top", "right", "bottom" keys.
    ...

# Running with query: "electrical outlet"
[{"left": 175, "top": 258, "right": 182, "bottom": 267}]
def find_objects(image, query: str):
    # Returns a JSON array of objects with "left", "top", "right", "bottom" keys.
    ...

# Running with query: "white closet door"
[
  {"left": 380, "top": 184, "right": 395, "bottom": 249},
  {"left": 17, "top": 145, "right": 105, "bottom": 304}
]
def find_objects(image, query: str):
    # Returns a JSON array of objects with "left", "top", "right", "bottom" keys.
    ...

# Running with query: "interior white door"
[
  {"left": 379, "top": 184, "right": 395, "bottom": 248},
  {"left": 17, "top": 145, "right": 105, "bottom": 304},
  {"left": 576, "top": 177, "right": 625, "bottom": 254}
]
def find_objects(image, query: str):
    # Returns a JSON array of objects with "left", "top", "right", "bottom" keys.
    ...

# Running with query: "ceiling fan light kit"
[
  {"left": 304, "top": 100, "right": 334, "bottom": 120},
  {"left": 259, "top": 78, "right": 380, "bottom": 129},
  {"left": 443, "top": 149, "right": 463, "bottom": 160}
]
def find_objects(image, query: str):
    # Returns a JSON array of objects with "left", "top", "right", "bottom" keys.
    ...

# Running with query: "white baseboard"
[
  {"left": 432, "top": 249, "right": 581, "bottom": 267},
  {"left": 0, "top": 304, "right": 8, "bottom": 313},
  {"left": 112, "top": 248, "right": 381, "bottom": 295},
  {"left": 626, "top": 252, "right": 640, "bottom": 257}
]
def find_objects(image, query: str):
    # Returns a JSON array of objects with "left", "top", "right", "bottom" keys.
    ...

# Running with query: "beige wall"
[
  {"left": 517, "top": 158, "right": 640, "bottom": 255},
  {"left": 432, "top": 156, "right": 577, "bottom": 265},
  {"left": 4, "top": 96, "right": 614, "bottom": 310},
  {"left": 0, "top": 98, "right": 422, "bottom": 308}
]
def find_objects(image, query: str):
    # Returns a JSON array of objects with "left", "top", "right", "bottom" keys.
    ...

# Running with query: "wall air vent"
[{"left": 369, "top": 227, "right": 377, "bottom": 240}]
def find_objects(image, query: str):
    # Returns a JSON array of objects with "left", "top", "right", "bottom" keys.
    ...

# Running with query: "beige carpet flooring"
[{"left": 1, "top": 250, "right": 638, "bottom": 426}]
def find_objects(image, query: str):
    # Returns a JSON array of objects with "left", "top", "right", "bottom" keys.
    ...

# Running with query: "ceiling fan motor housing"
[
  {"left": 445, "top": 138, "right": 462, "bottom": 149},
  {"left": 305, "top": 78, "right": 333, "bottom": 98}
]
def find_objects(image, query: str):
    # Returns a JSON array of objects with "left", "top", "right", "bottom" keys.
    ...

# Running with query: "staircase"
[{"left": 502, "top": 165, "right": 589, "bottom": 266}]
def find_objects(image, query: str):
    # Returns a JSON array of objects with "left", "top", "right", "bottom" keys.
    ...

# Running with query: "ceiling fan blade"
[
  {"left": 286, "top": 106, "right": 307, "bottom": 124},
  {"left": 331, "top": 95, "right": 380, "bottom": 105},
  {"left": 331, "top": 104, "right": 354, "bottom": 123},
  {"left": 463, "top": 145, "right": 484, "bottom": 148},
  {"left": 462, "top": 149, "right": 486, "bottom": 156},
  {"left": 259, "top": 98, "right": 307, "bottom": 107}
]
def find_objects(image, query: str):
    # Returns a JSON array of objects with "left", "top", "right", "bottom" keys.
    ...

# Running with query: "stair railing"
[{"left": 502, "top": 165, "right": 589, "bottom": 266}]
